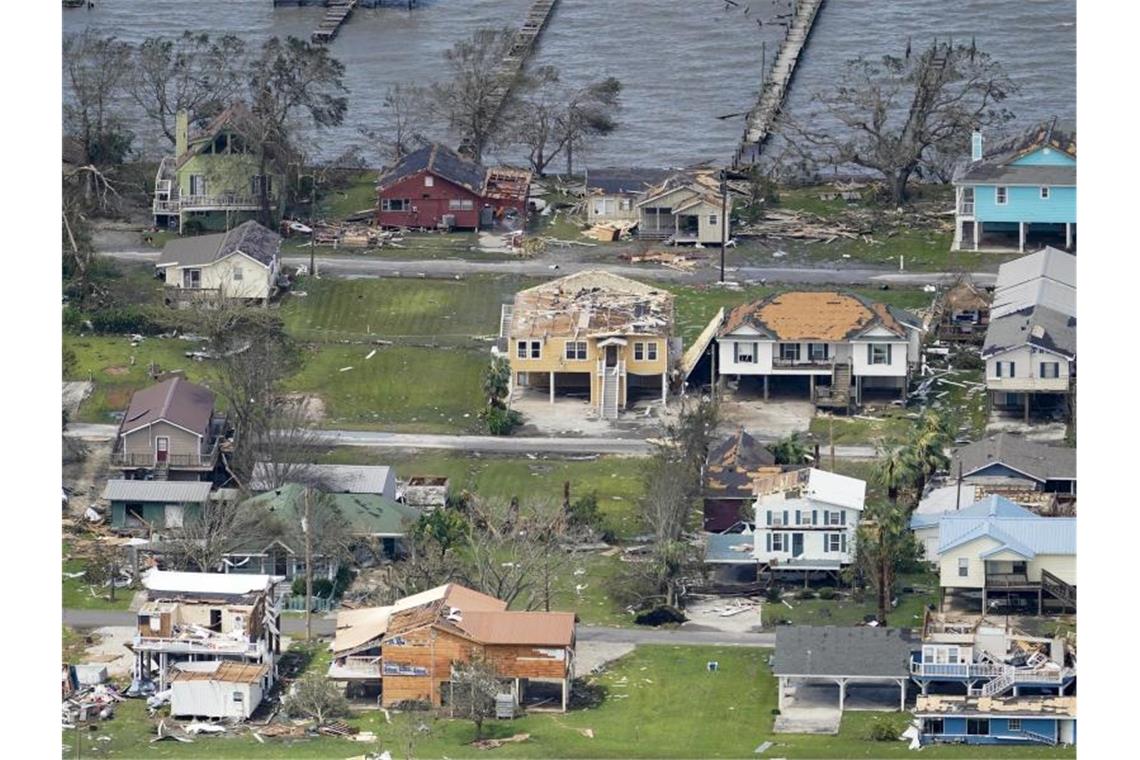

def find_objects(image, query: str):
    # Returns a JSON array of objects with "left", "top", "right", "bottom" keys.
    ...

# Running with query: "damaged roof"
[
  {"left": 509, "top": 270, "right": 675, "bottom": 339},
  {"left": 175, "top": 102, "right": 256, "bottom": 168},
  {"left": 157, "top": 220, "right": 281, "bottom": 269},
  {"left": 142, "top": 568, "right": 280, "bottom": 599},
  {"left": 755, "top": 468, "right": 867, "bottom": 512},
  {"left": 456, "top": 610, "right": 576, "bottom": 647},
  {"left": 773, "top": 626, "right": 916, "bottom": 677},
  {"left": 914, "top": 694, "right": 1076, "bottom": 718},
  {"left": 239, "top": 483, "right": 421, "bottom": 538},
  {"left": 951, "top": 434, "right": 1076, "bottom": 483},
  {"left": 720, "top": 291, "right": 920, "bottom": 341},
  {"left": 941, "top": 276, "right": 992, "bottom": 313},
  {"left": 955, "top": 120, "right": 1076, "bottom": 186},
  {"left": 982, "top": 305, "right": 1075, "bottom": 359},
  {"left": 171, "top": 661, "right": 270, "bottom": 684},
  {"left": 704, "top": 430, "right": 779, "bottom": 500},
  {"left": 119, "top": 377, "right": 215, "bottom": 437},
  {"left": 585, "top": 167, "right": 674, "bottom": 195}
]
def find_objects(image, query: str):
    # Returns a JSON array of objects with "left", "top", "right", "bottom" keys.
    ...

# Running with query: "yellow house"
[
  {"left": 933, "top": 496, "right": 1075, "bottom": 615},
  {"left": 503, "top": 271, "right": 676, "bottom": 418}
]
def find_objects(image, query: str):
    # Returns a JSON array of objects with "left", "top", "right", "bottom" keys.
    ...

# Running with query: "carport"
[{"left": 772, "top": 626, "right": 917, "bottom": 712}]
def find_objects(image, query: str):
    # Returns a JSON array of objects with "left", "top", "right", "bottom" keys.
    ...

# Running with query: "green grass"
[
  {"left": 63, "top": 626, "right": 90, "bottom": 663},
  {"left": 764, "top": 571, "right": 938, "bottom": 630},
  {"left": 282, "top": 231, "right": 517, "bottom": 261},
  {"left": 281, "top": 275, "right": 535, "bottom": 343},
  {"left": 315, "top": 171, "right": 377, "bottom": 221},
  {"left": 64, "top": 646, "right": 1072, "bottom": 759},
  {"left": 62, "top": 542, "right": 132, "bottom": 611},
  {"left": 285, "top": 343, "right": 487, "bottom": 432},
  {"left": 318, "top": 448, "right": 646, "bottom": 539},
  {"left": 808, "top": 410, "right": 918, "bottom": 447}
]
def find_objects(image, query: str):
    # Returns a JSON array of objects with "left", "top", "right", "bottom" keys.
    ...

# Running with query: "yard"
[
  {"left": 62, "top": 540, "right": 131, "bottom": 611},
  {"left": 62, "top": 645, "right": 1074, "bottom": 759},
  {"left": 762, "top": 571, "right": 939, "bottom": 631}
]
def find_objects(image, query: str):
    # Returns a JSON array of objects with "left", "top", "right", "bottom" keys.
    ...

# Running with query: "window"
[
  {"left": 425, "top": 176, "right": 434, "bottom": 187},
  {"left": 1040, "top": 187, "right": 1050, "bottom": 200},
  {"left": 182, "top": 269, "right": 201, "bottom": 289},
  {"left": 779, "top": 343, "right": 800, "bottom": 362},
  {"left": 634, "top": 342, "right": 645, "bottom": 361},
  {"left": 1040, "top": 362, "right": 1060, "bottom": 379},
  {"left": 826, "top": 533, "right": 842, "bottom": 552},
  {"left": 734, "top": 342, "right": 757, "bottom": 364},
  {"left": 251, "top": 175, "right": 273, "bottom": 197},
  {"left": 233, "top": 268, "right": 243, "bottom": 281},
  {"left": 966, "top": 719, "right": 990, "bottom": 736},
  {"left": 924, "top": 719, "right": 945, "bottom": 735},
  {"left": 516, "top": 341, "right": 528, "bottom": 359},
  {"left": 530, "top": 340, "right": 542, "bottom": 359},
  {"left": 232, "top": 691, "right": 244, "bottom": 703},
  {"left": 448, "top": 198, "right": 475, "bottom": 211},
  {"left": 708, "top": 214, "right": 718, "bottom": 227},
  {"left": 770, "top": 533, "right": 786, "bottom": 552},
  {"left": 1008, "top": 719, "right": 1022, "bottom": 732},
  {"left": 647, "top": 342, "right": 658, "bottom": 361},
  {"left": 381, "top": 198, "right": 410, "bottom": 212},
  {"left": 189, "top": 174, "right": 207, "bottom": 196},
  {"left": 868, "top": 344, "right": 892, "bottom": 365},
  {"left": 809, "top": 343, "right": 829, "bottom": 361},
  {"left": 996, "top": 361, "right": 1016, "bottom": 378},
  {"left": 619, "top": 199, "right": 631, "bottom": 211},
  {"left": 995, "top": 186, "right": 1008, "bottom": 205},
  {"left": 823, "top": 510, "right": 845, "bottom": 526},
  {"left": 958, "top": 558, "right": 969, "bottom": 577},
  {"left": 565, "top": 341, "right": 587, "bottom": 360},
  {"left": 126, "top": 504, "right": 145, "bottom": 526}
]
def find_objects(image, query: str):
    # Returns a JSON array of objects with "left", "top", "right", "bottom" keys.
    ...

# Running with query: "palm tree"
[
  {"left": 768, "top": 432, "right": 808, "bottom": 466},
  {"left": 904, "top": 409, "right": 953, "bottom": 504},
  {"left": 853, "top": 501, "right": 921, "bottom": 625},
  {"left": 873, "top": 443, "right": 913, "bottom": 505}
]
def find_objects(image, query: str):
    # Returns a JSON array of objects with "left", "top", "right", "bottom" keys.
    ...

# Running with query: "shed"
[
  {"left": 170, "top": 661, "right": 270, "bottom": 719},
  {"left": 103, "top": 479, "right": 213, "bottom": 531}
]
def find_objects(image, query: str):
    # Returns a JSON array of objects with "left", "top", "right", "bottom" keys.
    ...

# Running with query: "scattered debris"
[{"left": 471, "top": 732, "right": 531, "bottom": 750}]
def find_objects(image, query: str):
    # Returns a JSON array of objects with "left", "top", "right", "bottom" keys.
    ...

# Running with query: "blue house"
[
  {"left": 915, "top": 695, "right": 1075, "bottom": 747},
  {"left": 952, "top": 121, "right": 1076, "bottom": 253}
]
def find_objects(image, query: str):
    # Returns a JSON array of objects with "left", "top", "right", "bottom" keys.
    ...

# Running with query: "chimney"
[
  {"left": 970, "top": 131, "right": 983, "bottom": 162},
  {"left": 176, "top": 109, "right": 189, "bottom": 158}
]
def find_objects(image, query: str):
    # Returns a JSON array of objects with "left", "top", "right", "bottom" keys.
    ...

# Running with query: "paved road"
[
  {"left": 64, "top": 423, "right": 878, "bottom": 458},
  {"left": 98, "top": 248, "right": 994, "bottom": 287},
  {"left": 62, "top": 608, "right": 775, "bottom": 647}
]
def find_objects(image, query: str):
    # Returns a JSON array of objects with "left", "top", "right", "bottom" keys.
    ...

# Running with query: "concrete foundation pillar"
[
  {"left": 898, "top": 679, "right": 907, "bottom": 711},
  {"left": 561, "top": 678, "right": 568, "bottom": 712},
  {"left": 809, "top": 374, "right": 815, "bottom": 400},
  {"left": 1024, "top": 393, "right": 1031, "bottom": 423},
  {"left": 1019, "top": 222, "right": 1026, "bottom": 252},
  {"left": 763, "top": 375, "right": 769, "bottom": 401},
  {"left": 837, "top": 678, "right": 847, "bottom": 711},
  {"left": 549, "top": 371, "right": 555, "bottom": 404},
  {"left": 661, "top": 372, "right": 667, "bottom": 404},
  {"left": 920, "top": 680, "right": 929, "bottom": 696},
  {"left": 1065, "top": 222, "right": 1072, "bottom": 249},
  {"left": 975, "top": 221, "right": 982, "bottom": 251},
  {"left": 778, "top": 676, "right": 786, "bottom": 711}
]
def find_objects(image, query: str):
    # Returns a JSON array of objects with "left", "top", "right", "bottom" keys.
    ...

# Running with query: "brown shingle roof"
[
  {"left": 119, "top": 377, "right": 214, "bottom": 436},
  {"left": 171, "top": 661, "right": 269, "bottom": 684},
  {"left": 720, "top": 291, "right": 911, "bottom": 341},
  {"left": 456, "top": 610, "right": 576, "bottom": 647},
  {"left": 704, "top": 430, "right": 780, "bottom": 499}
]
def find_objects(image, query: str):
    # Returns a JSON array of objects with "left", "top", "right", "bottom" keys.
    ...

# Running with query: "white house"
[
  {"left": 752, "top": 468, "right": 866, "bottom": 575},
  {"left": 156, "top": 220, "right": 282, "bottom": 305},
  {"left": 635, "top": 175, "right": 731, "bottom": 245},
  {"left": 583, "top": 167, "right": 672, "bottom": 225},
  {"left": 716, "top": 291, "right": 923, "bottom": 408}
]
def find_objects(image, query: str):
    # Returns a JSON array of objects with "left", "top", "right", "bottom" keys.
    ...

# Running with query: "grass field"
[
  {"left": 764, "top": 571, "right": 938, "bottom": 630},
  {"left": 62, "top": 541, "right": 132, "bottom": 611},
  {"left": 64, "top": 646, "right": 1073, "bottom": 759}
]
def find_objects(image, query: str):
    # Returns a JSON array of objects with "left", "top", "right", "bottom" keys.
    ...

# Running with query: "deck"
[
  {"left": 311, "top": 0, "right": 359, "bottom": 44},
  {"left": 733, "top": 0, "right": 827, "bottom": 168}
]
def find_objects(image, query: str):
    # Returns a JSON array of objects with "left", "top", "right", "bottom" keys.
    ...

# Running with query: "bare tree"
[
  {"left": 449, "top": 657, "right": 502, "bottom": 739},
  {"left": 516, "top": 72, "right": 623, "bottom": 176},
  {"left": 466, "top": 500, "right": 569, "bottom": 610},
  {"left": 791, "top": 40, "right": 1016, "bottom": 205},
  {"left": 375, "top": 83, "right": 430, "bottom": 163},
  {"left": 248, "top": 397, "right": 329, "bottom": 491},
  {"left": 64, "top": 31, "right": 134, "bottom": 167},
  {"left": 163, "top": 497, "right": 242, "bottom": 573},
  {"left": 129, "top": 32, "right": 248, "bottom": 145},
  {"left": 284, "top": 671, "right": 350, "bottom": 725}
]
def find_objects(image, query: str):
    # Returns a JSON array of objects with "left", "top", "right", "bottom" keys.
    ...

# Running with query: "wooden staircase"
[
  {"left": 599, "top": 364, "right": 621, "bottom": 420},
  {"left": 815, "top": 361, "right": 852, "bottom": 411},
  {"left": 1041, "top": 569, "right": 1076, "bottom": 610}
]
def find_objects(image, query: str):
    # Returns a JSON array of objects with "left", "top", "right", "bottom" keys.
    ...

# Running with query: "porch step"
[{"left": 601, "top": 370, "right": 619, "bottom": 420}]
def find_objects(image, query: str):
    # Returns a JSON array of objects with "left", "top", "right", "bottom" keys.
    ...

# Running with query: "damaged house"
[
  {"left": 375, "top": 142, "right": 530, "bottom": 231},
  {"left": 935, "top": 275, "right": 991, "bottom": 343},
  {"left": 156, "top": 220, "right": 283, "bottom": 306},
  {"left": 501, "top": 270, "right": 678, "bottom": 419},
  {"left": 715, "top": 291, "right": 924, "bottom": 409},
  {"left": 328, "top": 583, "right": 576, "bottom": 711},
  {"left": 635, "top": 172, "right": 731, "bottom": 245},
  {"left": 701, "top": 429, "right": 780, "bottom": 532},
  {"left": 131, "top": 569, "right": 283, "bottom": 717},
  {"left": 583, "top": 167, "right": 672, "bottom": 226}
]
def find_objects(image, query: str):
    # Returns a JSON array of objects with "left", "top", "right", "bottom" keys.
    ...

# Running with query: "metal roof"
[
  {"left": 951, "top": 434, "right": 1076, "bottom": 483},
  {"left": 991, "top": 278, "right": 1075, "bottom": 319},
  {"left": 251, "top": 463, "right": 394, "bottom": 495},
  {"left": 994, "top": 248, "right": 1076, "bottom": 292},
  {"left": 936, "top": 499, "right": 1075, "bottom": 557},
  {"left": 142, "top": 568, "right": 280, "bottom": 597},
  {"left": 119, "top": 377, "right": 214, "bottom": 436},
  {"left": 982, "top": 305, "right": 1075, "bottom": 359},
  {"left": 240, "top": 483, "right": 421, "bottom": 537},
  {"left": 772, "top": 626, "right": 916, "bottom": 677},
  {"left": 102, "top": 479, "right": 212, "bottom": 503}
]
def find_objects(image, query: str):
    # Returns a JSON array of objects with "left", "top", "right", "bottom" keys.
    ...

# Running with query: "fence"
[{"left": 280, "top": 594, "right": 336, "bottom": 613}]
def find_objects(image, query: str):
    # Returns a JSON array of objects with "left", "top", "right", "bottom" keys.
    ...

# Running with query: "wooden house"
[
  {"left": 635, "top": 174, "right": 731, "bottom": 245},
  {"left": 952, "top": 120, "right": 1075, "bottom": 252},
  {"left": 502, "top": 270, "right": 677, "bottom": 419},
  {"left": 583, "top": 167, "right": 672, "bottom": 225},
  {"left": 156, "top": 220, "right": 282, "bottom": 306},
  {"left": 328, "top": 583, "right": 576, "bottom": 710},
  {"left": 936, "top": 276, "right": 991, "bottom": 343},
  {"left": 110, "top": 377, "right": 227, "bottom": 481},
  {"left": 153, "top": 105, "right": 284, "bottom": 233},
  {"left": 375, "top": 143, "right": 530, "bottom": 231},
  {"left": 103, "top": 479, "right": 214, "bottom": 533}
]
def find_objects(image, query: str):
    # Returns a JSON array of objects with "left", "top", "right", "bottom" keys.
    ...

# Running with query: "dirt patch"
[
  {"left": 104, "top": 366, "right": 130, "bottom": 376},
  {"left": 63, "top": 381, "right": 94, "bottom": 416},
  {"left": 715, "top": 394, "right": 815, "bottom": 439},
  {"left": 575, "top": 641, "right": 637, "bottom": 676},
  {"left": 63, "top": 440, "right": 111, "bottom": 517},
  {"left": 283, "top": 393, "right": 327, "bottom": 423},
  {"left": 82, "top": 626, "right": 135, "bottom": 677},
  {"left": 682, "top": 597, "right": 765, "bottom": 634}
]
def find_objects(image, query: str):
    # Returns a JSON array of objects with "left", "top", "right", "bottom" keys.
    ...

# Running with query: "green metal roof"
[{"left": 240, "top": 483, "right": 421, "bottom": 537}]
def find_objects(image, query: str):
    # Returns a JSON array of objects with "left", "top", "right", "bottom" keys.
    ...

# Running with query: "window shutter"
[
  {"left": 841, "top": 533, "right": 848, "bottom": 553},
  {"left": 783, "top": 510, "right": 789, "bottom": 526},
  {"left": 795, "top": 509, "right": 801, "bottom": 525},
  {"left": 822, "top": 534, "right": 829, "bottom": 553},
  {"left": 867, "top": 344, "right": 873, "bottom": 364},
  {"left": 1009, "top": 362, "right": 1015, "bottom": 378},
  {"left": 812, "top": 510, "right": 818, "bottom": 525},
  {"left": 887, "top": 344, "right": 893, "bottom": 364},
  {"left": 766, "top": 510, "right": 772, "bottom": 526},
  {"left": 766, "top": 533, "right": 772, "bottom": 553},
  {"left": 752, "top": 342, "right": 759, "bottom": 361},
  {"left": 734, "top": 342, "right": 740, "bottom": 361},
  {"left": 840, "top": 511, "right": 847, "bottom": 525}
]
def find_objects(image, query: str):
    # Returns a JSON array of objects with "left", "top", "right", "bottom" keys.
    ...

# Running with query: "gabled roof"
[
  {"left": 954, "top": 120, "right": 1076, "bottom": 186},
  {"left": 102, "top": 479, "right": 212, "bottom": 503},
  {"left": 754, "top": 468, "right": 866, "bottom": 512},
  {"left": 239, "top": 483, "right": 421, "bottom": 537},
  {"left": 456, "top": 610, "right": 576, "bottom": 647},
  {"left": 994, "top": 247, "right": 1076, "bottom": 292},
  {"left": 119, "top": 377, "right": 214, "bottom": 437},
  {"left": 773, "top": 626, "right": 916, "bottom": 677},
  {"left": 250, "top": 463, "right": 394, "bottom": 495},
  {"left": 378, "top": 143, "right": 486, "bottom": 195},
  {"left": 509, "top": 270, "right": 674, "bottom": 339},
  {"left": 936, "top": 498, "right": 1075, "bottom": 557},
  {"left": 911, "top": 493, "right": 1030, "bottom": 530},
  {"left": 176, "top": 102, "right": 255, "bottom": 168},
  {"left": 951, "top": 434, "right": 1075, "bottom": 483},
  {"left": 982, "top": 305, "right": 1075, "bottom": 359},
  {"left": 991, "top": 278, "right": 1075, "bottom": 320},
  {"left": 704, "top": 431, "right": 778, "bottom": 500},
  {"left": 720, "top": 291, "right": 920, "bottom": 342},
  {"left": 157, "top": 220, "right": 281, "bottom": 269},
  {"left": 585, "top": 167, "right": 674, "bottom": 195}
]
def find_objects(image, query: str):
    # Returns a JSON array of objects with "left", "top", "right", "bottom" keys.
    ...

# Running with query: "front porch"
[{"left": 954, "top": 218, "right": 1075, "bottom": 254}]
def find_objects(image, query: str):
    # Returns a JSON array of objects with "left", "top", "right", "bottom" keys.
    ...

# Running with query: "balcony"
[
  {"left": 958, "top": 201, "right": 975, "bottom": 216},
  {"left": 984, "top": 572, "right": 1033, "bottom": 589},
  {"left": 132, "top": 634, "right": 264, "bottom": 657},
  {"left": 985, "top": 375, "right": 1071, "bottom": 393},
  {"left": 910, "top": 660, "right": 1006, "bottom": 679},
  {"left": 328, "top": 656, "right": 382, "bottom": 680},
  {"left": 772, "top": 357, "right": 834, "bottom": 370},
  {"left": 111, "top": 435, "right": 222, "bottom": 471}
]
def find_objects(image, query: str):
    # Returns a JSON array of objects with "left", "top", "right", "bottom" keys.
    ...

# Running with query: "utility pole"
[
  {"left": 719, "top": 168, "right": 728, "bottom": 283},
  {"left": 303, "top": 489, "right": 313, "bottom": 641},
  {"left": 829, "top": 414, "right": 836, "bottom": 471}
]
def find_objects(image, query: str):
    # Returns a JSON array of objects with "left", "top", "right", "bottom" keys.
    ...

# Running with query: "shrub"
[
  {"left": 291, "top": 577, "right": 335, "bottom": 599},
  {"left": 87, "top": 307, "right": 163, "bottom": 335},
  {"left": 866, "top": 717, "right": 901, "bottom": 742},
  {"left": 817, "top": 586, "right": 836, "bottom": 600},
  {"left": 62, "top": 306, "right": 85, "bottom": 333},
  {"left": 568, "top": 492, "right": 602, "bottom": 531},
  {"left": 796, "top": 588, "right": 816, "bottom": 600},
  {"left": 480, "top": 406, "right": 522, "bottom": 436},
  {"left": 764, "top": 586, "right": 782, "bottom": 604}
]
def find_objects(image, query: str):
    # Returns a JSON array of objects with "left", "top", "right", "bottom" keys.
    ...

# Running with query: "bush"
[
  {"left": 291, "top": 577, "right": 335, "bottom": 599},
  {"left": 568, "top": 492, "right": 602, "bottom": 531},
  {"left": 796, "top": 588, "right": 816, "bottom": 600},
  {"left": 480, "top": 406, "right": 522, "bottom": 436},
  {"left": 63, "top": 306, "right": 85, "bottom": 334},
  {"left": 86, "top": 307, "right": 163, "bottom": 335},
  {"left": 866, "top": 717, "right": 901, "bottom": 742},
  {"left": 764, "top": 586, "right": 782, "bottom": 604},
  {"left": 817, "top": 586, "right": 836, "bottom": 600}
]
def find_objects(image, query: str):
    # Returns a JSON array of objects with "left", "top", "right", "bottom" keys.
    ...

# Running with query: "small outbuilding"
[{"left": 170, "top": 661, "right": 271, "bottom": 719}]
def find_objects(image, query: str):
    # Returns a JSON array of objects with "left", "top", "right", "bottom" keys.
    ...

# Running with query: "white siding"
[
  {"left": 851, "top": 339, "right": 909, "bottom": 377},
  {"left": 985, "top": 346, "right": 1072, "bottom": 392},
  {"left": 171, "top": 679, "right": 262, "bottom": 719},
  {"left": 717, "top": 334, "right": 773, "bottom": 374},
  {"left": 752, "top": 502, "right": 859, "bottom": 565}
]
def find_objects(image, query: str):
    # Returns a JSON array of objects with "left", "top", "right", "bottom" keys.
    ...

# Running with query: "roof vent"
[{"left": 1030, "top": 325, "right": 1045, "bottom": 339}]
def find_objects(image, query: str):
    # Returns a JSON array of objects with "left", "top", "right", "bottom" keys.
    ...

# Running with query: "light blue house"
[
  {"left": 952, "top": 121, "right": 1076, "bottom": 252},
  {"left": 915, "top": 695, "right": 1075, "bottom": 747}
]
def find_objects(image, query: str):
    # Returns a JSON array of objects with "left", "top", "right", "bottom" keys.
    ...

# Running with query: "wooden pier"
[
  {"left": 733, "top": 0, "right": 826, "bottom": 168},
  {"left": 311, "top": 0, "right": 359, "bottom": 44}
]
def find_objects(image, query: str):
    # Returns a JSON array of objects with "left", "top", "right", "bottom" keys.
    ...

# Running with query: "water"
[{"left": 63, "top": 0, "right": 1075, "bottom": 168}]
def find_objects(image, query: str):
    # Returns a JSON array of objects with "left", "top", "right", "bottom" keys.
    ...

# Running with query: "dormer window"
[{"left": 425, "top": 176, "right": 434, "bottom": 187}]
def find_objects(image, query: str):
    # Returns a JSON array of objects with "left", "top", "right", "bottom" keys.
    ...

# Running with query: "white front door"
[{"left": 165, "top": 504, "right": 184, "bottom": 528}]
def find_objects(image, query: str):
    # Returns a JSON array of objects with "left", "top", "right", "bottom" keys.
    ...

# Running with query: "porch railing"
[
  {"left": 910, "top": 661, "right": 1006, "bottom": 679},
  {"left": 958, "top": 201, "right": 975, "bottom": 215},
  {"left": 111, "top": 437, "right": 221, "bottom": 469},
  {"left": 984, "top": 572, "right": 1032, "bottom": 588},
  {"left": 772, "top": 357, "right": 834, "bottom": 369}
]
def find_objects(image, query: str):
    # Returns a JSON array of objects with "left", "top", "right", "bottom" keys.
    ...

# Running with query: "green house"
[
  {"left": 153, "top": 103, "right": 285, "bottom": 233},
  {"left": 103, "top": 479, "right": 215, "bottom": 532}
]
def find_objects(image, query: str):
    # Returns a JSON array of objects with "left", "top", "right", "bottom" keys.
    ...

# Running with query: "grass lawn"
[
  {"left": 285, "top": 343, "right": 487, "bottom": 433},
  {"left": 282, "top": 231, "right": 519, "bottom": 261},
  {"left": 63, "top": 626, "right": 91, "bottom": 663},
  {"left": 314, "top": 170, "right": 377, "bottom": 221},
  {"left": 65, "top": 646, "right": 1073, "bottom": 759},
  {"left": 763, "top": 571, "right": 938, "bottom": 631},
  {"left": 808, "top": 409, "right": 919, "bottom": 447},
  {"left": 318, "top": 448, "right": 646, "bottom": 539},
  {"left": 281, "top": 274, "right": 536, "bottom": 343},
  {"left": 62, "top": 541, "right": 132, "bottom": 611}
]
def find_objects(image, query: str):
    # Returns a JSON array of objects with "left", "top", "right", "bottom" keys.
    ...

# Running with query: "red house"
[{"left": 375, "top": 143, "right": 531, "bottom": 231}]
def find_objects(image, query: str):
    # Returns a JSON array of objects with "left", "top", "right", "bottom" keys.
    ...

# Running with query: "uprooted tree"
[{"left": 789, "top": 39, "right": 1016, "bottom": 205}]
